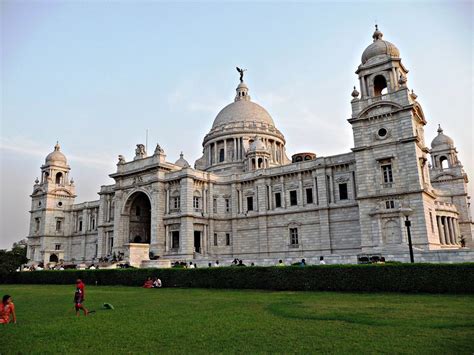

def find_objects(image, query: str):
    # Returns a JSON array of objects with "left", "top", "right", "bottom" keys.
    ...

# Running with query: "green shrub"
[{"left": 2, "top": 263, "right": 473, "bottom": 294}]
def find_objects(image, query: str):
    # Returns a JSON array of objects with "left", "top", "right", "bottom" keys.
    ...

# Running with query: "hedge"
[{"left": 2, "top": 263, "right": 473, "bottom": 294}]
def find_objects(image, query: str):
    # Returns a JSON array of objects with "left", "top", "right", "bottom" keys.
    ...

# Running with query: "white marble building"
[{"left": 27, "top": 26, "right": 474, "bottom": 266}]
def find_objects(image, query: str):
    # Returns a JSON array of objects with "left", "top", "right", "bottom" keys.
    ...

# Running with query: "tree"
[{"left": 0, "top": 241, "right": 29, "bottom": 275}]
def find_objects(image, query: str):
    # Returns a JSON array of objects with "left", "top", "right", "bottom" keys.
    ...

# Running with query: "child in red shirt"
[
  {"left": 0, "top": 295, "right": 16, "bottom": 324},
  {"left": 74, "top": 279, "right": 89, "bottom": 316}
]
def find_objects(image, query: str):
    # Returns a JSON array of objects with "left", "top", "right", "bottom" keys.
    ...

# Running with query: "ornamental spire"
[{"left": 372, "top": 24, "right": 383, "bottom": 41}]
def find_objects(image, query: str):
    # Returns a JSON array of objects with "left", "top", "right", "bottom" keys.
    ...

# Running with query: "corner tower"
[
  {"left": 430, "top": 126, "right": 473, "bottom": 246},
  {"left": 349, "top": 26, "right": 440, "bottom": 256},
  {"left": 27, "top": 143, "right": 76, "bottom": 264}
]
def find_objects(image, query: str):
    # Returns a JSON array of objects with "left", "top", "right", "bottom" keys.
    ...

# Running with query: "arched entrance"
[
  {"left": 49, "top": 254, "right": 59, "bottom": 263},
  {"left": 126, "top": 191, "right": 151, "bottom": 244}
]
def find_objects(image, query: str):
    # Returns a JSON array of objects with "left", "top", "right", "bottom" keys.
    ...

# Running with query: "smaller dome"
[
  {"left": 175, "top": 152, "right": 190, "bottom": 168},
  {"left": 45, "top": 143, "right": 67, "bottom": 165},
  {"left": 361, "top": 25, "right": 400, "bottom": 64},
  {"left": 431, "top": 125, "right": 454, "bottom": 149},
  {"left": 249, "top": 137, "right": 267, "bottom": 152},
  {"left": 237, "top": 82, "right": 248, "bottom": 89}
]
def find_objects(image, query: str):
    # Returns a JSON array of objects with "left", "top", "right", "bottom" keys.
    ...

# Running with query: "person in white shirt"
[
  {"left": 152, "top": 278, "right": 162, "bottom": 288},
  {"left": 319, "top": 256, "right": 326, "bottom": 265}
]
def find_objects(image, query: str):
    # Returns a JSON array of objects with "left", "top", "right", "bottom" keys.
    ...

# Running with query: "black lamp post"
[{"left": 402, "top": 210, "right": 414, "bottom": 263}]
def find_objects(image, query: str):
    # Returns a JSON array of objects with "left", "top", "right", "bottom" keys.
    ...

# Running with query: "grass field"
[{"left": 1, "top": 285, "right": 473, "bottom": 354}]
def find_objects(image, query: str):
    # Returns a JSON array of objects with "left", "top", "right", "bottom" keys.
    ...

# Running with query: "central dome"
[{"left": 212, "top": 99, "right": 275, "bottom": 129}]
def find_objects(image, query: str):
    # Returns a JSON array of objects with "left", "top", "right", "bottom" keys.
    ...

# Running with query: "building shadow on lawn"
[{"left": 265, "top": 301, "right": 474, "bottom": 329}]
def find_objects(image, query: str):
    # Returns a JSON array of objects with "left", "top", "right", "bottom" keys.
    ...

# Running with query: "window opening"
[
  {"left": 290, "top": 190, "right": 298, "bottom": 206},
  {"left": 306, "top": 188, "right": 313, "bottom": 204}
]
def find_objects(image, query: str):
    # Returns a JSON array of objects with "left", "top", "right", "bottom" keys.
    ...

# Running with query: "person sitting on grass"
[
  {"left": 0, "top": 295, "right": 16, "bottom": 324},
  {"left": 277, "top": 259, "right": 285, "bottom": 267},
  {"left": 152, "top": 277, "right": 162, "bottom": 288},
  {"left": 74, "top": 279, "right": 89, "bottom": 316},
  {"left": 143, "top": 277, "right": 153, "bottom": 288}
]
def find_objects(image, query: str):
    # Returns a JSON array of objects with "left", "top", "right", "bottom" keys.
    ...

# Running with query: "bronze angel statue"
[{"left": 236, "top": 67, "right": 246, "bottom": 82}]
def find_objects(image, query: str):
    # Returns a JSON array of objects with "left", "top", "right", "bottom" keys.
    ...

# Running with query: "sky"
[{"left": 0, "top": 0, "right": 472, "bottom": 249}]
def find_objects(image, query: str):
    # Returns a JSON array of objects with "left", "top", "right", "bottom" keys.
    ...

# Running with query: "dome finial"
[
  {"left": 372, "top": 24, "right": 383, "bottom": 41},
  {"left": 437, "top": 124, "right": 443, "bottom": 134},
  {"left": 351, "top": 86, "right": 360, "bottom": 98},
  {"left": 54, "top": 141, "right": 60, "bottom": 151}
]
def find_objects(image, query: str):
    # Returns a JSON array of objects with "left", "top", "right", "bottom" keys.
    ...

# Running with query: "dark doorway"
[
  {"left": 194, "top": 231, "right": 201, "bottom": 253},
  {"left": 49, "top": 254, "right": 58, "bottom": 263},
  {"left": 127, "top": 192, "right": 151, "bottom": 243}
]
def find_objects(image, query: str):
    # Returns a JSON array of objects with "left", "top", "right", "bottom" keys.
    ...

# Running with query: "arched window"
[
  {"left": 252, "top": 158, "right": 256, "bottom": 170},
  {"left": 219, "top": 149, "right": 225, "bottom": 162},
  {"left": 258, "top": 158, "right": 263, "bottom": 168},
  {"left": 440, "top": 156, "right": 449, "bottom": 169},
  {"left": 373, "top": 75, "right": 387, "bottom": 96},
  {"left": 55, "top": 172, "right": 63, "bottom": 185}
]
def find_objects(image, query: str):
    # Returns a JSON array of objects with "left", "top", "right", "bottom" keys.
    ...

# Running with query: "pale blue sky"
[{"left": 1, "top": 0, "right": 472, "bottom": 249}]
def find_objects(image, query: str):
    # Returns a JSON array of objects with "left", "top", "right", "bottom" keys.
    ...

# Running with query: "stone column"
[
  {"left": 448, "top": 218, "right": 456, "bottom": 245},
  {"left": 312, "top": 173, "right": 318, "bottom": 205},
  {"left": 208, "top": 146, "right": 211, "bottom": 165},
  {"left": 164, "top": 225, "right": 169, "bottom": 252},
  {"left": 443, "top": 217, "right": 450, "bottom": 245},
  {"left": 238, "top": 189, "right": 243, "bottom": 214},
  {"left": 392, "top": 67, "right": 398, "bottom": 90},
  {"left": 454, "top": 219, "right": 461, "bottom": 244},
  {"left": 224, "top": 139, "right": 227, "bottom": 162},
  {"left": 203, "top": 224, "right": 208, "bottom": 256},
  {"left": 214, "top": 141, "right": 218, "bottom": 164},
  {"left": 298, "top": 173, "right": 304, "bottom": 206},
  {"left": 268, "top": 184, "right": 273, "bottom": 210},
  {"left": 361, "top": 76, "right": 367, "bottom": 98},
  {"left": 437, "top": 216, "right": 444, "bottom": 245},
  {"left": 165, "top": 187, "right": 170, "bottom": 214}
]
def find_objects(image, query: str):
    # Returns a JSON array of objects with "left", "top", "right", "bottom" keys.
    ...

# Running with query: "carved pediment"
[
  {"left": 432, "top": 173, "right": 457, "bottom": 181},
  {"left": 359, "top": 102, "right": 402, "bottom": 119},
  {"left": 50, "top": 188, "right": 74, "bottom": 196},
  {"left": 32, "top": 188, "right": 45, "bottom": 196}
]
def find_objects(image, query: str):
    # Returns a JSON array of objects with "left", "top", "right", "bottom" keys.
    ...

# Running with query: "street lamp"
[{"left": 402, "top": 209, "right": 414, "bottom": 263}]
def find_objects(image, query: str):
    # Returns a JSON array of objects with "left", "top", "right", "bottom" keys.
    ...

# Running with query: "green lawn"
[{"left": 1, "top": 285, "right": 473, "bottom": 354}]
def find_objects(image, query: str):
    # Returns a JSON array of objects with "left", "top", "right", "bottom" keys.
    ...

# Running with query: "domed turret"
[
  {"left": 431, "top": 125, "right": 454, "bottom": 149},
  {"left": 248, "top": 137, "right": 268, "bottom": 152},
  {"left": 175, "top": 152, "right": 190, "bottom": 168},
  {"left": 45, "top": 143, "right": 67, "bottom": 166},
  {"left": 361, "top": 25, "right": 400, "bottom": 64}
]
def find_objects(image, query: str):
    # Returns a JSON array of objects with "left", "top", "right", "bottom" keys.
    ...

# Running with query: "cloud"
[{"left": 0, "top": 136, "right": 114, "bottom": 168}]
